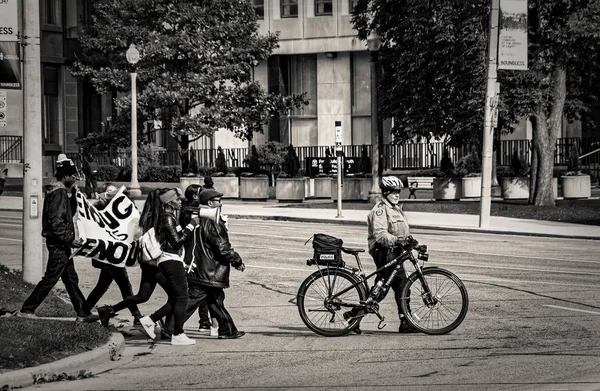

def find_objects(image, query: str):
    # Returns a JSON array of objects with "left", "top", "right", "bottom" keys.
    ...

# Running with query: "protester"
[
  {"left": 81, "top": 150, "right": 99, "bottom": 199},
  {"left": 187, "top": 189, "right": 245, "bottom": 339},
  {"left": 97, "top": 189, "right": 170, "bottom": 327},
  {"left": 17, "top": 158, "right": 88, "bottom": 320},
  {"left": 179, "top": 184, "right": 212, "bottom": 333},
  {"left": 135, "top": 188, "right": 199, "bottom": 346},
  {"left": 82, "top": 184, "right": 142, "bottom": 324},
  {"left": 0, "top": 167, "right": 7, "bottom": 195},
  {"left": 345, "top": 176, "right": 417, "bottom": 334}
]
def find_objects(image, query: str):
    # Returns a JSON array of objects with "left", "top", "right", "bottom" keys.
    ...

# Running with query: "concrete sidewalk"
[{"left": 1, "top": 195, "right": 600, "bottom": 240}]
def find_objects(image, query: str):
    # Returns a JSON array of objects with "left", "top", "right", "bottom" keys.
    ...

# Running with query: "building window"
[
  {"left": 252, "top": 0, "right": 265, "bottom": 19},
  {"left": 315, "top": 0, "right": 333, "bottom": 16},
  {"left": 43, "top": 66, "right": 60, "bottom": 145},
  {"left": 289, "top": 55, "right": 317, "bottom": 116},
  {"left": 44, "top": 0, "right": 62, "bottom": 26},
  {"left": 349, "top": 0, "right": 359, "bottom": 13},
  {"left": 281, "top": 0, "right": 298, "bottom": 18}
]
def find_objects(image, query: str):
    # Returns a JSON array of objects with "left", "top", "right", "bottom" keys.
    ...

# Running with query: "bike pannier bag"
[{"left": 311, "top": 233, "right": 343, "bottom": 265}]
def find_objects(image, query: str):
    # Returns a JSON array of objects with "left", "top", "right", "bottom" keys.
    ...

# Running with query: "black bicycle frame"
[{"left": 325, "top": 248, "right": 418, "bottom": 305}]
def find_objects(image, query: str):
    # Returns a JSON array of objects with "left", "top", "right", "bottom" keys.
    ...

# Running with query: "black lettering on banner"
[
  {"left": 87, "top": 205, "right": 106, "bottom": 228},
  {"left": 100, "top": 209, "right": 119, "bottom": 230},
  {"left": 125, "top": 241, "right": 140, "bottom": 267},
  {"left": 111, "top": 195, "right": 133, "bottom": 220},
  {"left": 75, "top": 238, "right": 98, "bottom": 257},
  {"left": 84, "top": 238, "right": 132, "bottom": 265}
]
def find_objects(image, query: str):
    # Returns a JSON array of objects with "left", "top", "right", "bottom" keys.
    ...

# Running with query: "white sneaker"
[
  {"left": 171, "top": 333, "right": 196, "bottom": 346},
  {"left": 139, "top": 316, "right": 156, "bottom": 339}
]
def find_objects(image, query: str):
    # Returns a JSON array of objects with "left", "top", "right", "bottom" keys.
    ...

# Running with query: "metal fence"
[
  {"left": 4, "top": 135, "right": 597, "bottom": 171},
  {"left": 0, "top": 136, "right": 23, "bottom": 163}
]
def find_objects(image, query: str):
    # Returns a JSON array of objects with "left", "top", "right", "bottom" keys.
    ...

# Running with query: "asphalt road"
[{"left": 1, "top": 211, "right": 599, "bottom": 391}]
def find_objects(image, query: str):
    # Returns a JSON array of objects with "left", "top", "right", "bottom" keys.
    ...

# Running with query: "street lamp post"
[
  {"left": 367, "top": 30, "right": 382, "bottom": 203},
  {"left": 126, "top": 44, "right": 142, "bottom": 198}
]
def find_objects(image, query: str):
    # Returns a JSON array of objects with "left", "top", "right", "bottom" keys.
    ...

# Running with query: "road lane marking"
[{"left": 544, "top": 305, "right": 600, "bottom": 316}]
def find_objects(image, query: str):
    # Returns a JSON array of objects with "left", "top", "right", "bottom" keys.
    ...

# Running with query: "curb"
[
  {"left": 229, "top": 214, "right": 600, "bottom": 241},
  {"left": 0, "top": 331, "right": 125, "bottom": 390}
]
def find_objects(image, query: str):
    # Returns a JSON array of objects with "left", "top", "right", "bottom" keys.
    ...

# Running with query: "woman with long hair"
[
  {"left": 136, "top": 187, "right": 198, "bottom": 345},
  {"left": 97, "top": 189, "right": 169, "bottom": 327}
]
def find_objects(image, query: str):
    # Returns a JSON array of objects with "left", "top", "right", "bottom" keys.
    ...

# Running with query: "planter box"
[
  {"left": 331, "top": 177, "right": 371, "bottom": 201},
  {"left": 314, "top": 177, "right": 332, "bottom": 199},
  {"left": 561, "top": 175, "right": 591, "bottom": 199},
  {"left": 179, "top": 176, "right": 201, "bottom": 191},
  {"left": 276, "top": 177, "right": 306, "bottom": 202},
  {"left": 501, "top": 177, "right": 529, "bottom": 200},
  {"left": 502, "top": 177, "right": 559, "bottom": 200},
  {"left": 200, "top": 176, "right": 239, "bottom": 199},
  {"left": 239, "top": 177, "right": 269, "bottom": 200},
  {"left": 432, "top": 178, "right": 462, "bottom": 200},
  {"left": 461, "top": 176, "right": 481, "bottom": 198}
]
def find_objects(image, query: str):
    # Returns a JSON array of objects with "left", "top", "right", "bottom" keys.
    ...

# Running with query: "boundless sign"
[
  {"left": 74, "top": 187, "right": 141, "bottom": 267},
  {"left": 498, "top": 0, "right": 528, "bottom": 70},
  {"left": 0, "top": 42, "right": 21, "bottom": 89},
  {"left": 0, "top": 0, "right": 18, "bottom": 41}
]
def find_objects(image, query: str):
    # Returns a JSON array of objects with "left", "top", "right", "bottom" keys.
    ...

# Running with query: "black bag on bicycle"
[{"left": 307, "top": 233, "right": 344, "bottom": 266}]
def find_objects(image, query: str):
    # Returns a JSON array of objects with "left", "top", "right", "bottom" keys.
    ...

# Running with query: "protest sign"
[{"left": 74, "top": 187, "right": 140, "bottom": 267}]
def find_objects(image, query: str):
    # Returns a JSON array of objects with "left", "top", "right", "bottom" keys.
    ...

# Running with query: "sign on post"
[
  {"left": 335, "top": 121, "right": 343, "bottom": 157},
  {"left": 0, "top": 42, "right": 22, "bottom": 89},
  {"left": 498, "top": 0, "right": 528, "bottom": 70}
]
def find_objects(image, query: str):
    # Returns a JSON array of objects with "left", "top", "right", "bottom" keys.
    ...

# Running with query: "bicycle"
[{"left": 297, "top": 234, "right": 469, "bottom": 337}]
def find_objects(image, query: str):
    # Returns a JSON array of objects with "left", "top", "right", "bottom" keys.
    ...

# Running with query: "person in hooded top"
[{"left": 17, "top": 158, "right": 88, "bottom": 320}]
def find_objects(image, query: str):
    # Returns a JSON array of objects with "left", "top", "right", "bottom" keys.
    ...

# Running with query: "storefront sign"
[{"left": 0, "top": 0, "right": 18, "bottom": 42}]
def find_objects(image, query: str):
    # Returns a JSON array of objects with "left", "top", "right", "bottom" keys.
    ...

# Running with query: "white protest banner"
[
  {"left": 498, "top": 0, "right": 528, "bottom": 70},
  {"left": 0, "top": 0, "right": 18, "bottom": 42},
  {"left": 74, "top": 186, "right": 140, "bottom": 267}
]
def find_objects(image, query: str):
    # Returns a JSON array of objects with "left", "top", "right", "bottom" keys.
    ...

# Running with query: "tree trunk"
[
  {"left": 179, "top": 135, "right": 190, "bottom": 174},
  {"left": 531, "top": 67, "right": 567, "bottom": 206},
  {"left": 528, "top": 137, "right": 538, "bottom": 204}
]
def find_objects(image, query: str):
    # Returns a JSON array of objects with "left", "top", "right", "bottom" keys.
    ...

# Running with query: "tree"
[
  {"left": 282, "top": 144, "right": 301, "bottom": 177},
  {"left": 354, "top": 0, "right": 600, "bottom": 206},
  {"left": 215, "top": 146, "right": 228, "bottom": 174},
  {"left": 352, "top": 0, "right": 489, "bottom": 146},
  {"left": 257, "top": 141, "right": 286, "bottom": 185},
  {"left": 71, "top": 0, "right": 307, "bottom": 171},
  {"left": 499, "top": 0, "right": 600, "bottom": 205}
]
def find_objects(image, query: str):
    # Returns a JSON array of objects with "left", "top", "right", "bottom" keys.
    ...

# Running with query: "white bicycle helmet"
[{"left": 381, "top": 176, "right": 404, "bottom": 194}]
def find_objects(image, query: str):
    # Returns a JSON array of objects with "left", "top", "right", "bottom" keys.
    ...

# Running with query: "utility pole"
[
  {"left": 22, "top": 0, "right": 44, "bottom": 283},
  {"left": 479, "top": 0, "right": 500, "bottom": 228}
]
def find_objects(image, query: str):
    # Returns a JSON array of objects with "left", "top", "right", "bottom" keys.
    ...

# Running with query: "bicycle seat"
[{"left": 341, "top": 247, "right": 365, "bottom": 255}]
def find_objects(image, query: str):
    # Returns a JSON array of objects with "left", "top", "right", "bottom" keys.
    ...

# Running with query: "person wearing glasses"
[
  {"left": 345, "top": 176, "right": 417, "bottom": 334},
  {"left": 185, "top": 188, "right": 246, "bottom": 339}
]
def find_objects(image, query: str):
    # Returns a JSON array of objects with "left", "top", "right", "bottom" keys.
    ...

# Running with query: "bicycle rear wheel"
[
  {"left": 297, "top": 268, "right": 367, "bottom": 337},
  {"left": 400, "top": 267, "right": 468, "bottom": 335}
]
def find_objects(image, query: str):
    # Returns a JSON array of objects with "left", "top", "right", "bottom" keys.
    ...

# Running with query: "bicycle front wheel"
[
  {"left": 400, "top": 267, "right": 468, "bottom": 335},
  {"left": 297, "top": 268, "right": 367, "bottom": 337}
]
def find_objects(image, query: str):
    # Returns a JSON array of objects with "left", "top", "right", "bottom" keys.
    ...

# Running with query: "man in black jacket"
[
  {"left": 18, "top": 158, "right": 88, "bottom": 320},
  {"left": 185, "top": 189, "right": 245, "bottom": 339}
]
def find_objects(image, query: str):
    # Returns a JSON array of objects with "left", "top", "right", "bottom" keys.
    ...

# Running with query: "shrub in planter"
[
  {"left": 216, "top": 146, "right": 228, "bottom": 175},
  {"left": 96, "top": 165, "right": 121, "bottom": 181},
  {"left": 500, "top": 149, "right": 530, "bottom": 200},
  {"left": 282, "top": 144, "right": 301, "bottom": 177},
  {"left": 322, "top": 149, "right": 333, "bottom": 176},
  {"left": 358, "top": 144, "right": 372, "bottom": 174},
  {"left": 456, "top": 147, "right": 481, "bottom": 198}
]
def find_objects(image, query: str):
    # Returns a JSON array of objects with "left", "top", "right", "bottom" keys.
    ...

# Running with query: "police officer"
[{"left": 345, "top": 176, "right": 417, "bottom": 334}]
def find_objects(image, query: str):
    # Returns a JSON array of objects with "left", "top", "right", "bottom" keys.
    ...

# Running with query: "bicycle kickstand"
[{"left": 375, "top": 312, "right": 386, "bottom": 330}]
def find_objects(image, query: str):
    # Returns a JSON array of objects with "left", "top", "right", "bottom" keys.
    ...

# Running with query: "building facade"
[{"left": 0, "top": 0, "right": 593, "bottom": 179}]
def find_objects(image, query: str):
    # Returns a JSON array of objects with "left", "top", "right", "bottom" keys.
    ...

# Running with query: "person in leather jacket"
[
  {"left": 136, "top": 188, "right": 199, "bottom": 346},
  {"left": 185, "top": 188, "right": 246, "bottom": 339},
  {"left": 18, "top": 158, "right": 88, "bottom": 319}
]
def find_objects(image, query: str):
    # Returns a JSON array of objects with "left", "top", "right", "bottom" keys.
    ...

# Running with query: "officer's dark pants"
[
  {"left": 371, "top": 246, "right": 410, "bottom": 320},
  {"left": 164, "top": 282, "right": 212, "bottom": 333},
  {"left": 21, "top": 244, "right": 87, "bottom": 317}
]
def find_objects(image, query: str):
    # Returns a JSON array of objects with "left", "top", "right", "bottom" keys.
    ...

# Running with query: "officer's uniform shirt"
[{"left": 367, "top": 197, "right": 410, "bottom": 252}]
